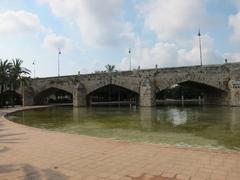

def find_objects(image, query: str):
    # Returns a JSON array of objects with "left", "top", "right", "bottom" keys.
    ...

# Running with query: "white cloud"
[
  {"left": 118, "top": 40, "right": 179, "bottom": 70},
  {"left": 177, "top": 34, "right": 223, "bottom": 65},
  {"left": 137, "top": 0, "right": 214, "bottom": 41},
  {"left": 42, "top": 33, "right": 79, "bottom": 53},
  {"left": 229, "top": 0, "right": 240, "bottom": 42},
  {"left": 0, "top": 10, "right": 46, "bottom": 34},
  {"left": 38, "top": 0, "right": 135, "bottom": 47},
  {"left": 0, "top": 10, "right": 81, "bottom": 55},
  {"left": 229, "top": 12, "right": 240, "bottom": 42},
  {"left": 118, "top": 34, "right": 223, "bottom": 70}
]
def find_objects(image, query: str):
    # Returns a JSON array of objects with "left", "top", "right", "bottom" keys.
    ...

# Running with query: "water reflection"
[
  {"left": 140, "top": 107, "right": 201, "bottom": 128},
  {"left": 229, "top": 108, "right": 240, "bottom": 135},
  {"left": 163, "top": 108, "right": 187, "bottom": 126},
  {"left": 72, "top": 107, "right": 79, "bottom": 122},
  {"left": 139, "top": 108, "right": 155, "bottom": 131}
]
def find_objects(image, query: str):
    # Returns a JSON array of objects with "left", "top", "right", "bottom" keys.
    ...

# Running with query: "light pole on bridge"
[
  {"left": 32, "top": 60, "right": 36, "bottom": 78},
  {"left": 58, "top": 48, "right": 61, "bottom": 76},
  {"left": 128, "top": 48, "right": 132, "bottom": 71},
  {"left": 198, "top": 29, "right": 203, "bottom": 66}
]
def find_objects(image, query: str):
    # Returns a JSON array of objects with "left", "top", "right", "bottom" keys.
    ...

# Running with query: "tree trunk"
[
  {"left": 12, "top": 84, "right": 16, "bottom": 107},
  {"left": 0, "top": 85, "right": 3, "bottom": 107}
]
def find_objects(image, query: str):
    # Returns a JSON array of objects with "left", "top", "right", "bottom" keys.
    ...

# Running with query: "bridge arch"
[
  {"left": 0, "top": 90, "right": 22, "bottom": 106},
  {"left": 155, "top": 71, "right": 228, "bottom": 92},
  {"left": 34, "top": 87, "right": 73, "bottom": 105},
  {"left": 86, "top": 80, "right": 139, "bottom": 95},
  {"left": 156, "top": 80, "right": 227, "bottom": 105},
  {"left": 34, "top": 83, "right": 73, "bottom": 95},
  {"left": 86, "top": 84, "right": 139, "bottom": 106},
  {"left": 157, "top": 80, "right": 227, "bottom": 93}
]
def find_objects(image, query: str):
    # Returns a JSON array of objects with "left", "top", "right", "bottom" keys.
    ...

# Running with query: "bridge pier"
[
  {"left": 73, "top": 85, "right": 87, "bottom": 107},
  {"left": 22, "top": 88, "right": 34, "bottom": 106},
  {"left": 228, "top": 80, "right": 240, "bottom": 106},
  {"left": 203, "top": 92, "right": 229, "bottom": 105},
  {"left": 201, "top": 80, "right": 240, "bottom": 106},
  {"left": 140, "top": 78, "right": 156, "bottom": 107}
]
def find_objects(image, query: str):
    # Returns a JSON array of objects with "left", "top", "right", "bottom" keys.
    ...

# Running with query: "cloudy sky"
[{"left": 0, "top": 0, "right": 240, "bottom": 77}]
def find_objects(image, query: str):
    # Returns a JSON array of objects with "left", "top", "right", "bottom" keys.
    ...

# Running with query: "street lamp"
[
  {"left": 128, "top": 48, "right": 131, "bottom": 71},
  {"left": 32, "top": 60, "right": 36, "bottom": 78},
  {"left": 198, "top": 29, "right": 203, "bottom": 66},
  {"left": 58, "top": 48, "right": 61, "bottom": 76}
]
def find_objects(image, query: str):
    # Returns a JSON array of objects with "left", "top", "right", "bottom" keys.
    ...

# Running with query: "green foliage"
[
  {"left": 0, "top": 58, "right": 31, "bottom": 107},
  {"left": 105, "top": 64, "right": 116, "bottom": 72},
  {"left": 94, "top": 64, "right": 117, "bottom": 74}
]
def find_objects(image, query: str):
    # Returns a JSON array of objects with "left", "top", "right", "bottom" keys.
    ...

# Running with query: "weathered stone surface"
[
  {"left": 18, "top": 62, "right": 240, "bottom": 107},
  {"left": 73, "top": 83, "right": 87, "bottom": 107},
  {"left": 140, "top": 78, "right": 155, "bottom": 107}
]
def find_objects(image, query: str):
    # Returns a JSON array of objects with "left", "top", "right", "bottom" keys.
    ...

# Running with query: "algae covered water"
[{"left": 7, "top": 106, "right": 240, "bottom": 150}]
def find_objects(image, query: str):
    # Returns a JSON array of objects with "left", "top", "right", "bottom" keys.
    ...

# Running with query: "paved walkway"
[{"left": 0, "top": 107, "right": 240, "bottom": 180}]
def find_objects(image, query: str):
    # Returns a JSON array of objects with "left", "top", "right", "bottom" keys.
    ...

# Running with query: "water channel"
[{"left": 6, "top": 106, "right": 240, "bottom": 150}]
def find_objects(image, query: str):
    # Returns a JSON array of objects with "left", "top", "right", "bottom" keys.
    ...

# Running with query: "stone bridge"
[{"left": 18, "top": 62, "right": 240, "bottom": 107}]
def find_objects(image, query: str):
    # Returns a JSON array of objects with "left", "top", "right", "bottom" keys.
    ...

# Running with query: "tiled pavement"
[{"left": 0, "top": 107, "right": 240, "bottom": 180}]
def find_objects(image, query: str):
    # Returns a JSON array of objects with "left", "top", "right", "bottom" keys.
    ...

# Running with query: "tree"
[
  {"left": 9, "top": 59, "right": 30, "bottom": 89},
  {"left": 0, "top": 59, "right": 11, "bottom": 106},
  {"left": 105, "top": 64, "right": 116, "bottom": 72},
  {"left": 0, "top": 58, "right": 31, "bottom": 107},
  {"left": 8, "top": 59, "right": 31, "bottom": 106}
]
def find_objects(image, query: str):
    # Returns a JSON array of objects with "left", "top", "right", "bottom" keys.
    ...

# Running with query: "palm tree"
[
  {"left": 0, "top": 59, "right": 11, "bottom": 106},
  {"left": 9, "top": 59, "right": 31, "bottom": 106},
  {"left": 105, "top": 64, "right": 116, "bottom": 73}
]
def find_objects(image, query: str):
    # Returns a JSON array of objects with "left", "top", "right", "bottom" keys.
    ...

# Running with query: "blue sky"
[{"left": 0, "top": 0, "right": 240, "bottom": 77}]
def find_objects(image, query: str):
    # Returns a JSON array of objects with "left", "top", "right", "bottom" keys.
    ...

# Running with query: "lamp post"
[
  {"left": 32, "top": 60, "right": 36, "bottom": 78},
  {"left": 128, "top": 48, "right": 132, "bottom": 71},
  {"left": 198, "top": 29, "right": 203, "bottom": 66},
  {"left": 21, "top": 80, "right": 24, "bottom": 106},
  {"left": 58, "top": 48, "right": 61, "bottom": 76}
]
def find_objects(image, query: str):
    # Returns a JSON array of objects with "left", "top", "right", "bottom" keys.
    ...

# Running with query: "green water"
[{"left": 7, "top": 106, "right": 240, "bottom": 150}]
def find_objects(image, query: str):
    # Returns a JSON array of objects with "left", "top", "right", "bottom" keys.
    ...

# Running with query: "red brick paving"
[{"left": 0, "top": 106, "right": 240, "bottom": 180}]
